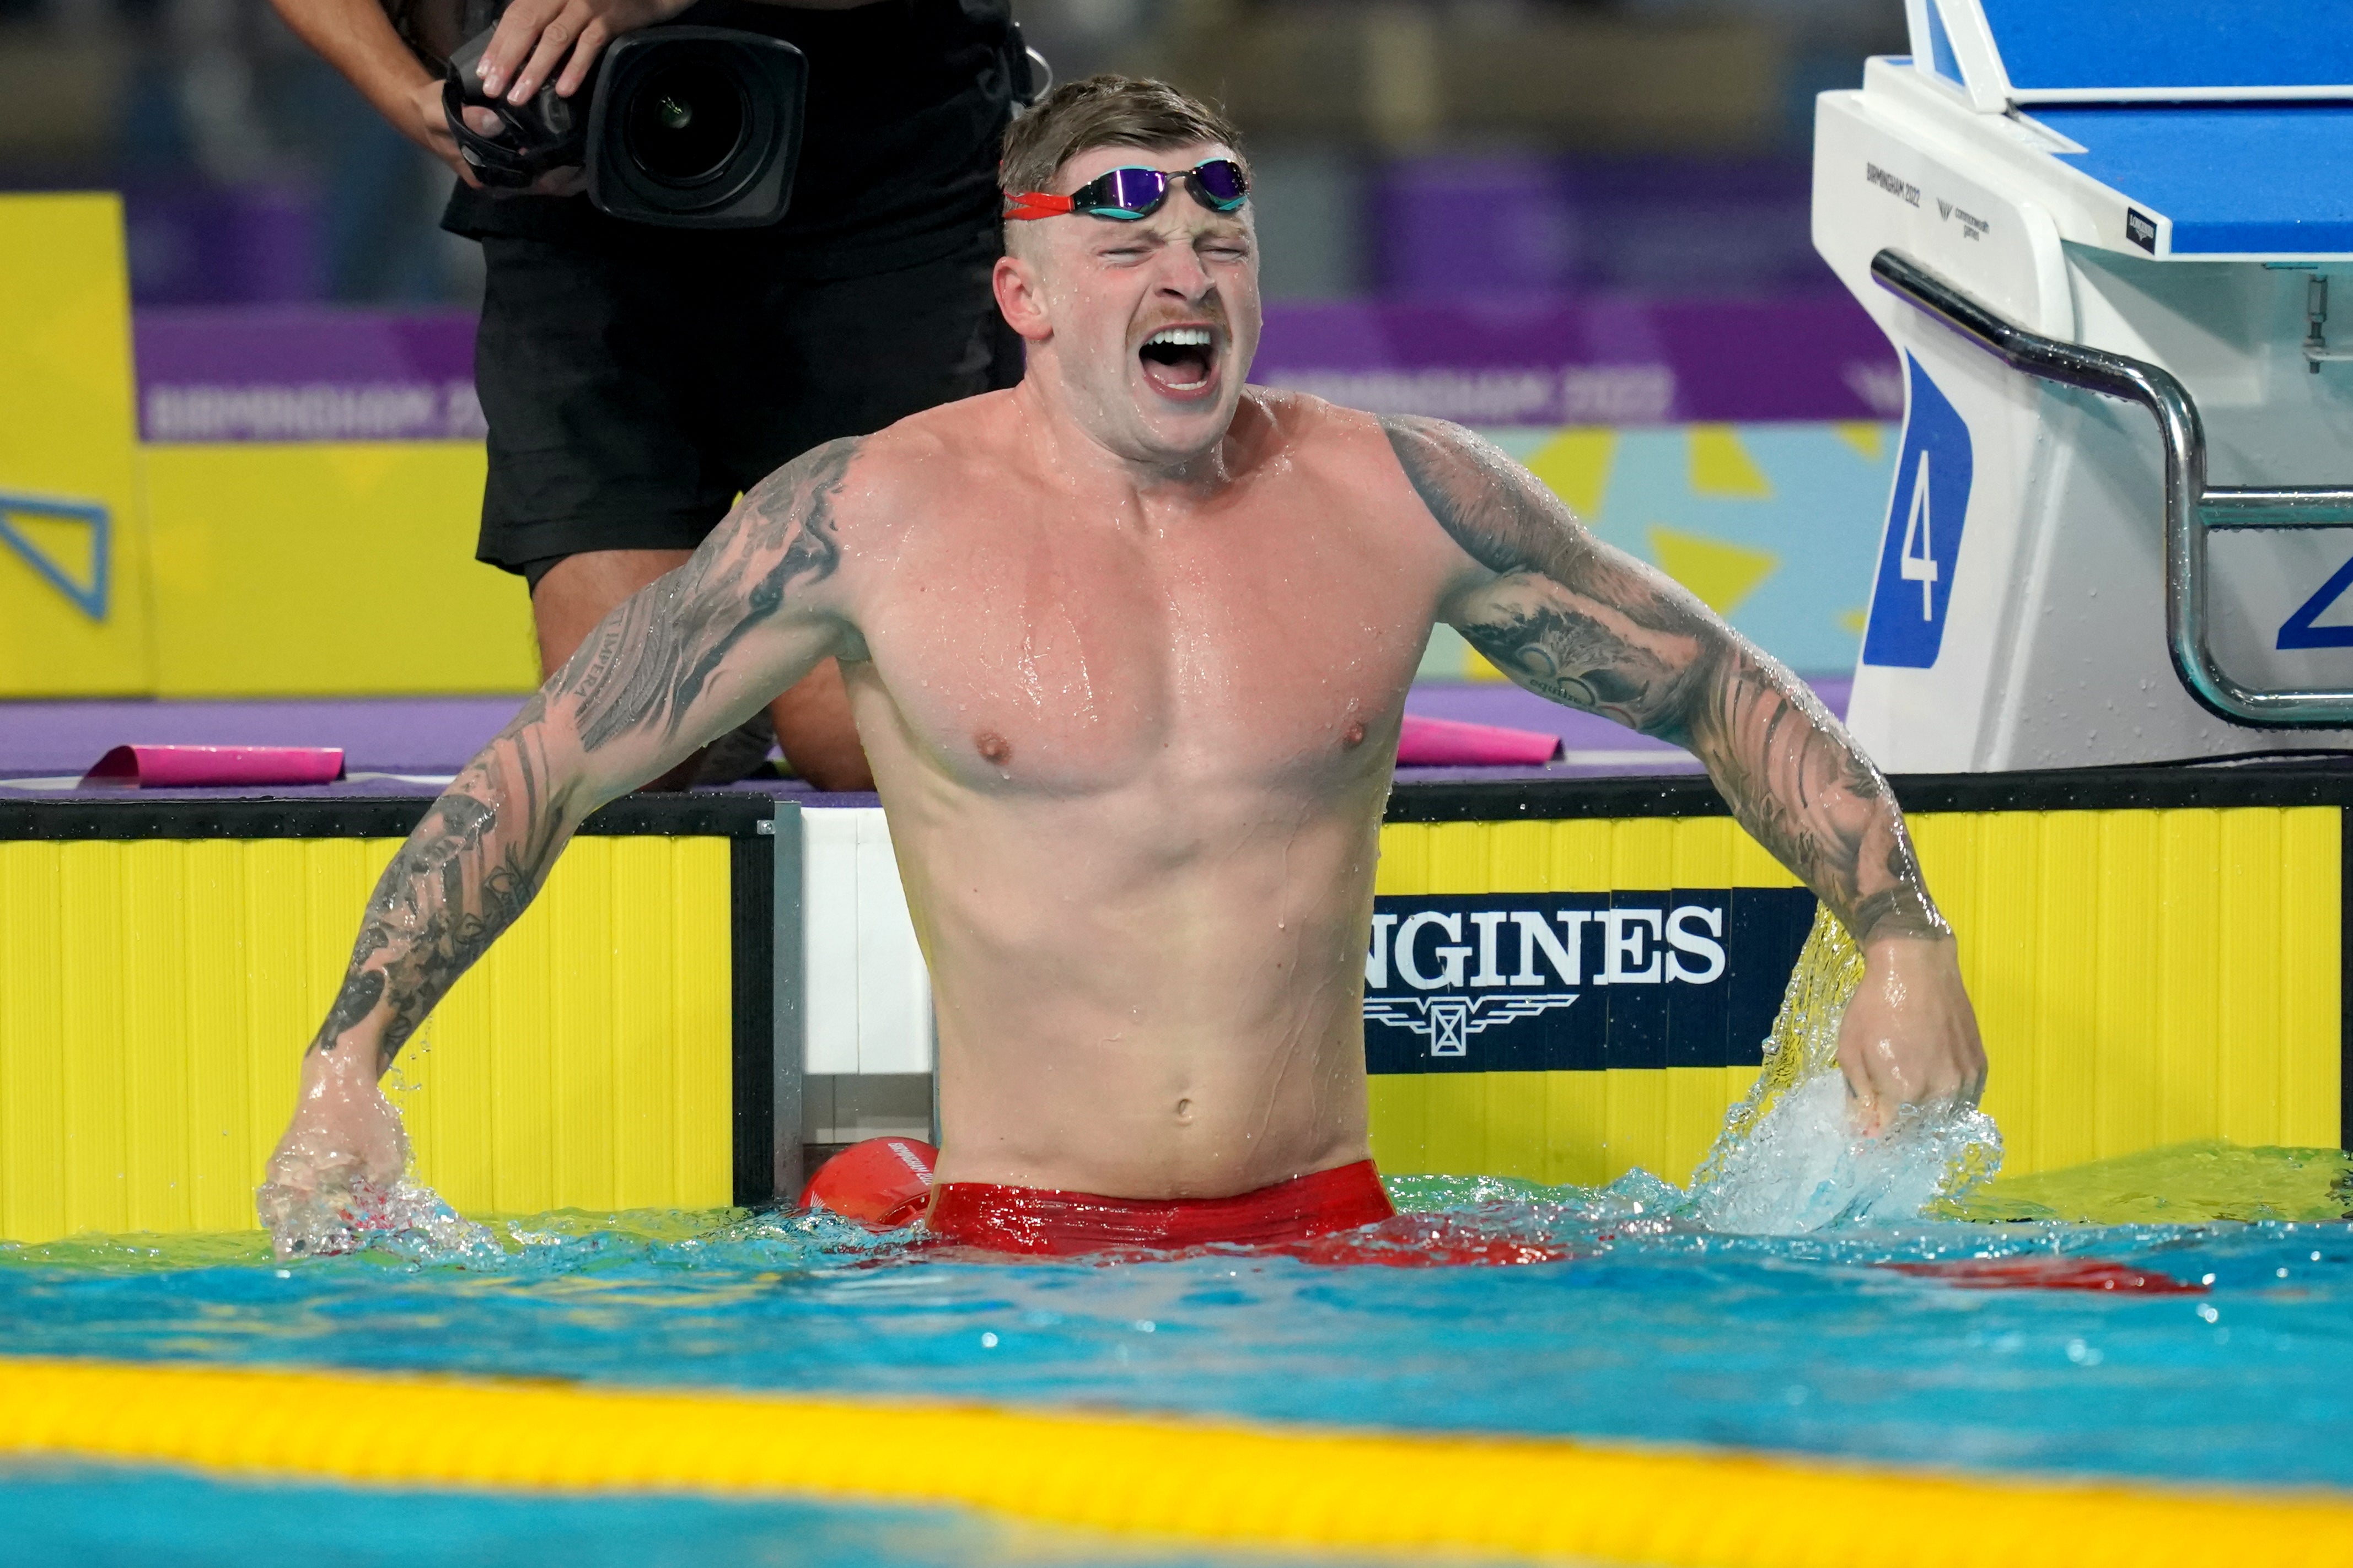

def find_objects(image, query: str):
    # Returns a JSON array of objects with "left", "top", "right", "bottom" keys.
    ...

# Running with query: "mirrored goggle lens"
[
  {"left": 1191, "top": 159, "right": 1248, "bottom": 208},
  {"left": 1082, "top": 167, "right": 1172, "bottom": 217}
]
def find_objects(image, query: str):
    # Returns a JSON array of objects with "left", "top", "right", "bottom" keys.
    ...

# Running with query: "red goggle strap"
[{"left": 1003, "top": 191, "right": 1074, "bottom": 221}]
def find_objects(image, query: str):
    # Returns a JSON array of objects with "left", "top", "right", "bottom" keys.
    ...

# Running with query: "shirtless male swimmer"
[{"left": 261, "top": 75, "right": 1986, "bottom": 1256}]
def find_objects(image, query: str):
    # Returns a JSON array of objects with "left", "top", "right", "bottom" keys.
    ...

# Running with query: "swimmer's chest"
[{"left": 859, "top": 478, "right": 1443, "bottom": 788}]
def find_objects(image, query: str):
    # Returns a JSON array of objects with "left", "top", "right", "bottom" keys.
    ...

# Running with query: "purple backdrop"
[
  {"left": 133, "top": 292, "right": 1899, "bottom": 443},
  {"left": 1376, "top": 155, "right": 1824, "bottom": 297},
  {"left": 121, "top": 186, "right": 324, "bottom": 308},
  {"left": 1250, "top": 296, "right": 1899, "bottom": 425},
  {"left": 137, "top": 307, "right": 482, "bottom": 443}
]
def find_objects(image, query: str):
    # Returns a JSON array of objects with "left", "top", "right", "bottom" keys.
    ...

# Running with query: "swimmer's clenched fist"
[{"left": 261, "top": 76, "right": 1981, "bottom": 1252}]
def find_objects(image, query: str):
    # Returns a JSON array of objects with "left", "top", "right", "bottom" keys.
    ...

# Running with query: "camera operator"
[{"left": 267, "top": 0, "right": 1029, "bottom": 789}]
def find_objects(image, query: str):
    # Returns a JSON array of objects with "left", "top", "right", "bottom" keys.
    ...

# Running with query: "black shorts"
[{"left": 472, "top": 224, "right": 1020, "bottom": 583}]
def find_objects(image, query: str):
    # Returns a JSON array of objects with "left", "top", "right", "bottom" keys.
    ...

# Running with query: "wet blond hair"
[{"left": 1000, "top": 74, "right": 1245, "bottom": 206}]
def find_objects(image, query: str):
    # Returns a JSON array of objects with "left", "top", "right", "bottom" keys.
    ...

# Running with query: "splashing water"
[
  {"left": 259, "top": 908, "right": 2000, "bottom": 1268},
  {"left": 1682, "top": 905, "right": 2002, "bottom": 1234},
  {"left": 260, "top": 1175, "right": 499, "bottom": 1263},
  {"left": 255, "top": 1051, "right": 504, "bottom": 1263},
  {"left": 259, "top": 1146, "right": 499, "bottom": 1264}
]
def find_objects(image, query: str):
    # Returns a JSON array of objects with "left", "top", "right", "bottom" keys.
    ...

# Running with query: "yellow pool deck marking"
[{"left": 3, "top": 1359, "right": 2349, "bottom": 1565}]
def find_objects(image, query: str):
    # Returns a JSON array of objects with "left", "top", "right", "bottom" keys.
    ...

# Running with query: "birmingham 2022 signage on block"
[{"left": 1361, "top": 890, "right": 1818, "bottom": 1075}]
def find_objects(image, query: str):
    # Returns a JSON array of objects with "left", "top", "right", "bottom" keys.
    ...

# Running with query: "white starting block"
[
  {"left": 774, "top": 804, "right": 936, "bottom": 1193},
  {"left": 1815, "top": 0, "right": 2353, "bottom": 770},
  {"left": 798, "top": 806, "right": 933, "bottom": 1077}
]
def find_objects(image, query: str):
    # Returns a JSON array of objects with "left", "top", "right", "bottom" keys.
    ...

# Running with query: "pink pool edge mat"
[
  {"left": 0, "top": 680, "right": 1856, "bottom": 795},
  {"left": 69, "top": 727, "right": 1554, "bottom": 780},
  {"left": 1395, "top": 715, "right": 1562, "bottom": 767},
  {"left": 80, "top": 745, "right": 347, "bottom": 789}
]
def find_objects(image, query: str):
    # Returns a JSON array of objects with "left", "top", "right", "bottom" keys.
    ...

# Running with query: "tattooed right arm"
[
  {"left": 1383, "top": 415, "right": 1983, "bottom": 1124},
  {"left": 1382, "top": 415, "right": 1946, "bottom": 950},
  {"left": 307, "top": 437, "right": 864, "bottom": 1074}
]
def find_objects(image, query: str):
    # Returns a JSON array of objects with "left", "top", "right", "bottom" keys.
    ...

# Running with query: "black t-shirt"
[{"left": 442, "top": 0, "right": 1014, "bottom": 274}]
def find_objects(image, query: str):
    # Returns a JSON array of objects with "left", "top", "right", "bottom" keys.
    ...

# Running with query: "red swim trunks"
[
  {"left": 926, "top": 1160, "right": 1397, "bottom": 1257},
  {"left": 805, "top": 1140, "right": 1570, "bottom": 1267}
]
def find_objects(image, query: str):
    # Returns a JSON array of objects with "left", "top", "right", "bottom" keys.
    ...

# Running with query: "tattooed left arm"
[{"left": 1384, "top": 416, "right": 1984, "bottom": 1124}]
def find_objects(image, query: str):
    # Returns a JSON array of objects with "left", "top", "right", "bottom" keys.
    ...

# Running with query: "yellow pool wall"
[
  {"left": 1368, "top": 806, "right": 2341, "bottom": 1186},
  {"left": 0, "top": 834, "right": 733, "bottom": 1243}
]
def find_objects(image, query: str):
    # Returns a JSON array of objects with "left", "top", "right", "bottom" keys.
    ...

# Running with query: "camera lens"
[
  {"left": 588, "top": 29, "right": 803, "bottom": 225},
  {"left": 622, "top": 58, "right": 748, "bottom": 185}
]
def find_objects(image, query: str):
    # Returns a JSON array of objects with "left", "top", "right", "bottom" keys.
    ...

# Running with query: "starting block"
[{"left": 1816, "top": 0, "right": 2353, "bottom": 770}]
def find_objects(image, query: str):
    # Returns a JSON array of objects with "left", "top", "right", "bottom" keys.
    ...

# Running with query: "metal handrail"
[
  {"left": 2200, "top": 488, "right": 2353, "bottom": 530},
  {"left": 1869, "top": 247, "right": 2353, "bottom": 729}
]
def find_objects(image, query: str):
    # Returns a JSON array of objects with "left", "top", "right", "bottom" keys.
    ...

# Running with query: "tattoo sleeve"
[
  {"left": 554, "top": 437, "right": 855, "bottom": 753},
  {"left": 1383, "top": 415, "right": 1948, "bottom": 947},
  {"left": 310, "top": 696, "right": 568, "bottom": 1073},
  {"left": 307, "top": 437, "right": 862, "bottom": 1072}
]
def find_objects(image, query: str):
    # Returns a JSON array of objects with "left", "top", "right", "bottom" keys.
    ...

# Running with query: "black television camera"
[{"left": 444, "top": 21, "right": 807, "bottom": 229}]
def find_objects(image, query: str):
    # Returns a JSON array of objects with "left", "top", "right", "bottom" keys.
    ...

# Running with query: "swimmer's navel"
[
  {"left": 975, "top": 731, "right": 1012, "bottom": 766},
  {"left": 1341, "top": 719, "right": 1367, "bottom": 749},
  {"left": 1174, "top": 1098, "right": 1195, "bottom": 1124}
]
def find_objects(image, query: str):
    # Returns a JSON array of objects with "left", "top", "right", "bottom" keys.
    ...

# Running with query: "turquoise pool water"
[
  {"left": 4, "top": 1162, "right": 2350, "bottom": 1567},
  {"left": 1, "top": 1464, "right": 1438, "bottom": 1568}
]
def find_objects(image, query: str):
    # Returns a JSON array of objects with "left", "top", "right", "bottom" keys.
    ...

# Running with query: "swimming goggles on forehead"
[{"left": 1004, "top": 158, "right": 1249, "bottom": 222}]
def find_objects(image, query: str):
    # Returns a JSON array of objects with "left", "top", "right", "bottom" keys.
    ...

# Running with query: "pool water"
[
  {"left": 1, "top": 1463, "right": 1449, "bottom": 1568},
  {"left": 4, "top": 1142, "right": 2350, "bottom": 1566},
  {"left": 6, "top": 922, "right": 2345, "bottom": 1566}
]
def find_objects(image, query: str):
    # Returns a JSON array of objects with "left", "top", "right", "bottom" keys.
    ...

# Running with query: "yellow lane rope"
[{"left": 2, "top": 1357, "right": 2347, "bottom": 1566}]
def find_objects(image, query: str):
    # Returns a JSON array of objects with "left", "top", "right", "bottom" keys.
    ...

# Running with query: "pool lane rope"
[{"left": 3, "top": 1357, "right": 2347, "bottom": 1566}]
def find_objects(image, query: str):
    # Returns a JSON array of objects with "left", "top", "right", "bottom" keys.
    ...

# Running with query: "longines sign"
[{"left": 1362, "top": 890, "right": 1817, "bottom": 1074}]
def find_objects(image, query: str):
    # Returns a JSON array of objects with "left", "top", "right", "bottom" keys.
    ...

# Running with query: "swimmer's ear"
[{"left": 993, "top": 252, "right": 1054, "bottom": 344}]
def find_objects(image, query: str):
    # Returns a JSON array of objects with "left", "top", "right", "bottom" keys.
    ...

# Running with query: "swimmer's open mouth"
[{"left": 1138, "top": 325, "right": 1218, "bottom": 397}]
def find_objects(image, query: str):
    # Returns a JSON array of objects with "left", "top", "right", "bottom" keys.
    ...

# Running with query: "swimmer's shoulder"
[
  {"left": 1239, "top": 387, "right": 1430, "bottom": 489},
  {"left": 1238, "top": 390, "right": 1497, "bottom": 563},
  {"left": 874, "top": 390, "right": 1025, "bottom": 468},
  {"left": 818, "top": 391, "right": 1025, "bottom": 526},
  {"left": 874, "top": 385, "right": 1020, "bottom": 450},
  {"left": 1241, "top": 386, "right": 1411, "bottom": 457}
]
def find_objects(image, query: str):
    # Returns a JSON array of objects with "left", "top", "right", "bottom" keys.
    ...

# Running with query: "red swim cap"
[{"left": 800, "top": 1137, "right": 938, "bottom": 1230}]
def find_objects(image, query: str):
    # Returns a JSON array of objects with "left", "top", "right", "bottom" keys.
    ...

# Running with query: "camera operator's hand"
[
  {"left": 411, "top": 77, "right": 493, "bottom": 187},
  {"left": 476, "top": 0, "right": 697, "bottom": 107},
  {"left": 415, "top": 78, "right": 589, "bottom": 196},
  {"left": 270, "top": 0, "right": 551, "bottom": 192}
]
